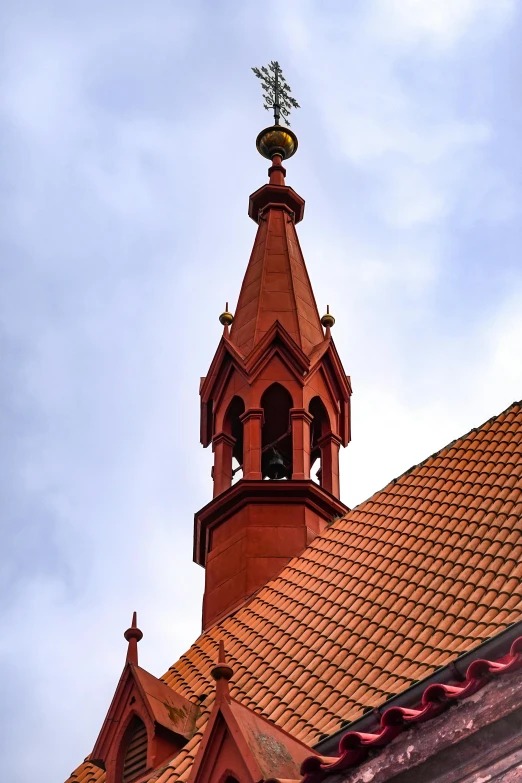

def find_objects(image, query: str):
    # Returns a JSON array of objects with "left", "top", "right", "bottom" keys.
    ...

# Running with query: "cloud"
[
  {"left": 343, "top": 278, "right": 522, "bottom": 506},
  {"left": 0, "top": 2, "right": 521, "bottom": 783},
  {"left": 372, "top": 0, "right": 515, "bottom": 48},
  {"left": 269, "top": 0, "right": 510, "bottom": 235}
]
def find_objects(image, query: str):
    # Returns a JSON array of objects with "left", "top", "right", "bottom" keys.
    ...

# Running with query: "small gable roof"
[
  {"left": 226, "top": 698, "right": 316, "bottom": 780},
  {"left": 188, "top": 668, "right": 316, "bottom": 783},
  {"left": 68, "top": 399, "right": 522, "bottom": 783},
  {"left": 91, "top": 661, "right": 197, "bottom": 771},
  {"left": 133, "top": 665, "right": 197, "bottom": 739}
]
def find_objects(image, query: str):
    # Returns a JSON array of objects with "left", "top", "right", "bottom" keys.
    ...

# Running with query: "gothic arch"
[
  {"left": 224, "top": 396, "right": 245, "bottom": 467},
  {"left": 115, "top": 713, "right": 149, "bottom": 783},
  {"left": 217, "top": 773, "right": 241, "bottom": 783},
  {"left": 261, "top": 383, "right": 293, "bottom": 479},
  {"left": 309, "top": 396, "right": 331, "bottom": 483}
]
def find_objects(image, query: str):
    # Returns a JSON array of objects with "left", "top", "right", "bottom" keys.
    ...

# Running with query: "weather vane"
[{"left": 252, "top": 61, "right": 300, "bottom": 126}]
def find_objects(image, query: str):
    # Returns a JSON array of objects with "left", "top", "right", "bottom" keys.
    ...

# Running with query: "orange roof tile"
[
  {"left": 69, "top": 400, "right": 522, "bottom": 783},
  {"left": 65, "top": 762, "right": 105, "bottom": 783}
]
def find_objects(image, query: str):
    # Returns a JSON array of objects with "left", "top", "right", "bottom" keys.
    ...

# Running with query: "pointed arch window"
[
  {"left": 218, "top": 774, "right": 240, "bottom": 783},
  {"left": 309, "top": 396, "right": 330, "bottom": 485},
  {"left": 261, "top": 383, "right": 293, "bottom": 479},
  {"left": 122, "top": 717, "right": 148, "bottom": 783},
  {"left": 224, "top": 396, "right": 245, "bottom": 483}
]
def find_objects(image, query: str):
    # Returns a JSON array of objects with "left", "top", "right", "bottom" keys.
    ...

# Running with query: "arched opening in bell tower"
[
  {"left": 224, "top": 396, "right": 245, "bottom": 483},
  {"left": 260, "top": 383, "right": 293, "bottom": 479},
  {"left": 309, "top": 396, "right": 330, "bottom": 486}
]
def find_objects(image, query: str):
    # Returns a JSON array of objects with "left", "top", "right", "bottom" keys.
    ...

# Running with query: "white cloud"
[
  {"left": 343, "top": 279, "right": 522, "bottom": 507},
  {"left": 484, "top": 287, "right": 522, "bottom": 392},
  {"left": 272, "top": 1, "right": 498, "bottom": 231},
  {"left": 372, "top": 0, "right": 515, "bottom": 48}
]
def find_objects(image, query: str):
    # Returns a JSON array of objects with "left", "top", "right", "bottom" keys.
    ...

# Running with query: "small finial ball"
[
  {"left": 211, "top": 642, "right": 234, "bottom": 682},
  {"left": 211, "top": 662, "right": 233, "bottom": 682},
  {"left": 219, "top": 310, "right": 234, "bottom": 326},
  {"left": 321, "top": 312, "right": 335, "bottom": 329},
  {"left": 124, "top": 625, "right": 143, "bottom": 643}
]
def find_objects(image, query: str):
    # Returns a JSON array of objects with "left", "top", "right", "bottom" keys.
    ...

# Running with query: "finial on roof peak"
[
  {"left": 253, "top": 62, "right": 299, "bottom": 162},
  {"left": 256, "top": 126, "right": 298, "bottom": 162},
  {"left": 321, "top": 305, "right": 335, "bottom": 336},
  {"left": 124, "top": 611, "right": 143, "bottom": 666},
  {"left": 219, "top": 302, "right": 234, "bottom": 336},
  {"left": 252, "top": 61, "right": 300, "bottom": 127},
  {"left": 211, "top": 640, "right": 233, "bottom": 699}
]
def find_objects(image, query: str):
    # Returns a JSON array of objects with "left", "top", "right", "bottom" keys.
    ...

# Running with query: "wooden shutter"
[{"left": 122, "top": 718, "right": 148, "bottom": 783}]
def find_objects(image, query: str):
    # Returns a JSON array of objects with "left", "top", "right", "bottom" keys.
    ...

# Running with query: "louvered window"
[{"left": 122, "top": 718, "right": 148, "bottom": 783}]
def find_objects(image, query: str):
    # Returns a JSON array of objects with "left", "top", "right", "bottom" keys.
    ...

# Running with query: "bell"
[{"left": 266, "top": 448, "right": 287, "bottom": 480}]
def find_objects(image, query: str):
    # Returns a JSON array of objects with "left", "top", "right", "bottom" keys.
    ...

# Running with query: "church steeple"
[{"left": 195, "top": 71, "right": 351, "bottom": 630}]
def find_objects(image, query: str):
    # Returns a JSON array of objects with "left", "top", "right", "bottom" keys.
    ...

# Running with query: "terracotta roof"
[
  {"left": 301, "top": 634, "right": 522, "bottom": 781},
  {"left": 66, "top": 762, "right": 105, "bottom": 783},
  {"left": 67, "top": 399, "right": 522, "bottom": 783},
  {"left": 189, "top": 646, "right": 317, "bottom": 783}
]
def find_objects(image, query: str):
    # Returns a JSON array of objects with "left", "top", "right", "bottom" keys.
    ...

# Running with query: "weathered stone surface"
[{"left": 331, "top": 668, "right": 522, "bottom": 783}]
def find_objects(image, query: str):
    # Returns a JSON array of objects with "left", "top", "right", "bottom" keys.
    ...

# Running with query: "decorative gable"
[
  {"left": 91, "top": 614, "right": 198, "bottom": 783},
  {"left": 188, "top": 643, "right": 317, "bottom": 783}
]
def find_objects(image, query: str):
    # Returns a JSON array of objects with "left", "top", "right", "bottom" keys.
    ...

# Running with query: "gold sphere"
[
  {"left": 256, "top": 125, "right": 298, "bottom": 160},
  {"left": 219, "top": 310, "right": 234, "bottom": 326},
  {"left": 321, "top": 312, "right": 335, "bottom": 328}
]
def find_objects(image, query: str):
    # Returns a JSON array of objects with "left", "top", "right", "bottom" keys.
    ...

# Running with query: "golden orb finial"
[
  {"left": 256, "top": 125, "right": 298, "bottom": 161},
  {"left": 219, "top": 302, "right": 234, "bottom": 326},
  {"left": 321, "top": 305, "right": 335, "bottom": 329}
]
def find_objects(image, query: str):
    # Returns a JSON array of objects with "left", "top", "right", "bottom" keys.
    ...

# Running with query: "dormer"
[
  {"left": 188, "top": 642, "right": 318, "bottom": 783},
  {"left": 91, "top": 614, "right": 198, "bottom": 783}
]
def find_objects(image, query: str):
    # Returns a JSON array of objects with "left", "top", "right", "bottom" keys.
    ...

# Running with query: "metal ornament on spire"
[
  {"left": 252, "top": 62, "right": 300, "bottom": 162},
  {"left": 252, "top": 61, "right": 300, "bottom": 127}
]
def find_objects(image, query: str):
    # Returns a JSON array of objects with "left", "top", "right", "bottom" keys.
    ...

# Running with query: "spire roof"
[{"left": 229, "top": 160, "right": 324, "bottom": 356}]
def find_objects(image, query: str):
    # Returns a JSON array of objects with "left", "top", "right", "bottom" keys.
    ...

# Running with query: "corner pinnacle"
[
  {"left": 124, "top": 611, "right": 143, "bottom": 666},
  {"left": 211, "top": 640, "right": 234, "bottom": 700},
  {"left": 219, "top": 302, "right": 234, "bottom": 337}
]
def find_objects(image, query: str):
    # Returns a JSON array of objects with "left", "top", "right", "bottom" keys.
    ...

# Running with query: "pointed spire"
[
  {"left": 211, "top": 640, "right": 233, "bottom": 701},
  {"left": 230, "top": 160, "right": 324, "bottom": 356},
  {"left": 124, "top": 611, "right": 143, "bottom": 666}
]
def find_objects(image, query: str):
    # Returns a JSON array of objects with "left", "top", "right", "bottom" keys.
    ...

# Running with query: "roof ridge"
[{"left": 351, "top": 398, "right": 522, "bottom": 513}]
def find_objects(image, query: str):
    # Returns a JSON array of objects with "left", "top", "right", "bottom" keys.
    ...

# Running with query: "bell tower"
[{"left": 195, "top": 67, "right": 351, "bottom": 629}]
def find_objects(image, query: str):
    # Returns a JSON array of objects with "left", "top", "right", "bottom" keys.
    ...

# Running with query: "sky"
[{"left": 0, "top": 1, "right": 521, "bottom": 781}]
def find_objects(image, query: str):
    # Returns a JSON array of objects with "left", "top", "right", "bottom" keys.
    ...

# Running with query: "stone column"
[
  {"left": 290, "top": 408, "right": 314, "bottom": 480},
  {"left": 318, "top": 432, "right": 342, "bottom": 497},
  {"left": 212, "top": 432, "right": 236, "bottom": 497},
  {"left": 240, "top": 408, "right": 264, "bottom": 480}
]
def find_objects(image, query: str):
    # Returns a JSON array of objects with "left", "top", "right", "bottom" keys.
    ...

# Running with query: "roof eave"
[{"left": 314, "top": 618, "right": 522, "bottom": 757}]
